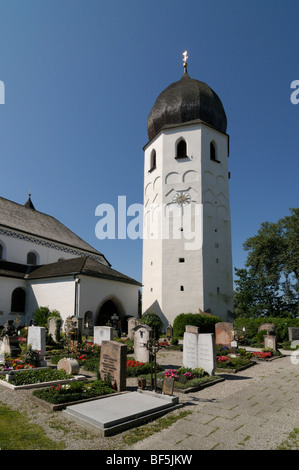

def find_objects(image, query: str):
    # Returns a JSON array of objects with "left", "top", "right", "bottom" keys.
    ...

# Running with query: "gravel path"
[{"left": 0, "top": 348, "right": 295, "bottom": 450}]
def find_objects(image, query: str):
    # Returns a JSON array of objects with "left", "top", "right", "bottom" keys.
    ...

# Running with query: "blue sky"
[{"left": 0, "top": 0, "right": 298, "bottom": 286}]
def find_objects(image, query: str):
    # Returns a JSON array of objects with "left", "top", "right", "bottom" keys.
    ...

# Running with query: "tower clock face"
[{"left": 172, "top": 192, "right": 191, "bottom": 207}]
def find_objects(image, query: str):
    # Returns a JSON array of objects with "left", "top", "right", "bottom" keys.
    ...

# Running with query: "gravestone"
[
  {"left": 94, "top": 326, "right": 113, "bottom": 346},
  {"left": 183, "top": 329, "right": 199, "bottom": 369},
  {"left": 127, "top": 317, "right": 137, "bottom": 339},
  {"left": 258, "top": 323, "right": 276, "bottom": 335},
  {"left": 162, "top": 376, "right": 175, "bottom": 396},
  {"left": 27, "top": 326, "right": 46, "bottom": 365},
  {"left": 57, "top": 357, "right": 80, "bottom": 375},
  {"left": 48, "top": 317, "right": 60, "bottom": 343},
  {"left": 65, "top": 316, "right": 83, "bottom": 344},
  {"left": 27, "top": 325, "right": 46, "bottom": 365},
  {"left": 264, "top": 334, "right": 277, "bottom": 350},
  {"left": 288, "top": 327, "right": 299, "bottom": 342},
  {"left": 166, "top": 324, "right": 173, "bottom": 343},
  {"left": 0, "top": 320, "right": 21, "bottom": 358},
  {"left": 0, "top": 340, "right": 4, "bottom": 364},
  {"left": 99, "top": 340, "right": 127, "bottom": 391},
  {"left": 183, "top": 326, "right": 216, "bottom": 375},
  {"left": 197, "top": 334, "right": 216, "bottom": 375},
  {"left": 215, "top": 322, "right": 234, "bottom": 348},
  {"left": 185, "top": 325, "right": 199, "bottom": 334},
  {"left": 134, "top": 324, "right": 152, "bottom": 363}
]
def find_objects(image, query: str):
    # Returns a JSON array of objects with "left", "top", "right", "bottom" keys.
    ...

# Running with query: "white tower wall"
[{"left": 142, "top": 121, "right": 233, "bottom": 327}]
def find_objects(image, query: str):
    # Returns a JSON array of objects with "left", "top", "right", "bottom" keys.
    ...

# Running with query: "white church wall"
[
  {"left": 78, "top": 275, "right": 139, "bottom": 324},
  {"left": 28, "top": 278, "right": 75, "bottom": 324},
  {"left": 0, "top": 230, "right": 102, "bottom": 266}
]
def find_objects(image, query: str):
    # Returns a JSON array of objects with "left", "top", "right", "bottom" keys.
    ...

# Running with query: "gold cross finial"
[{"left": 182, "top": 51, "right": 188, "bottom": 72}]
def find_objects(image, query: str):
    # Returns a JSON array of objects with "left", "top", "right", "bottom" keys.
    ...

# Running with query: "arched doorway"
[{"left": 95, "top": 297, "right": 124, "bottom": 331}]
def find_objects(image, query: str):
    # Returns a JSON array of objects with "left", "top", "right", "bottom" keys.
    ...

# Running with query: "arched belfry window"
[
  {"left": 149, "top": 149, "right": 156, "bottom": 172},
  {"left": 11, "top": 287, "right": 26, "bottom": 313},
  {"left": 176, "top": 139, "right": 187, "bottom": 159},
  {"left": 0, "top": 244, "right": 3, "bottom": 260},
  {"left": 27, "top": 252, "right": 37, "bottom": 265},
  {"left": 210, "top": 141, "right": 219, "bottom": 162}
]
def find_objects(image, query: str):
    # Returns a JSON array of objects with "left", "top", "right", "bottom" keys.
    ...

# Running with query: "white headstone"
[
  {"left": 183, "top": 329, "right": 216, "bottom": 375},
  {"left": 27, "top": 326, "right": 46, "bottom": 365},
  {"left": 93, "top": 326, "right": 113, "bottom": 346},
  {"left": 134, "top": 324, "right": 151, "bottom": 363},
  {"left": 197, "top": 333, "right": 216, "bottom": 375},
  {"left": 0, "top": 340, "right": 4, "bottom": 364},
  {"left": 27, "top": 326, "right": 46, "bottom": 356},
  {"left": 183, "top": 331, "right": 199, "bottom": 370}
]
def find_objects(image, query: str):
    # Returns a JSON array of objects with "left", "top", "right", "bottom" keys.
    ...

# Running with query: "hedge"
[
  {"left": 233, "top": 317, "right": 299, "bottom": 343},
  {"left": 173, "top": 313, "right": 222, "bottom": 338}
]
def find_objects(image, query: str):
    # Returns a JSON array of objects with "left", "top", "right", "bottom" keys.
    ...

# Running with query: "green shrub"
[
  {"left": 141, "top": 312, "right": 164, "bottom": 339},
  {"left": 256, "top": 329, "right": 267, "bottom": 344},
  {"left": 2, "top": 368, "right": 72, "bottom": 386},
  {"left": 173, "top": 313, "right": 222, "bottom": 338},
  {"left": 34, "top": 306, "right": 61, "bottom": 328},
  {"left": 32, "top": 379, "right": 115, "bottom": 404},
  {"left": 234, "top": 318, "right": 299, "bottom": 343}
]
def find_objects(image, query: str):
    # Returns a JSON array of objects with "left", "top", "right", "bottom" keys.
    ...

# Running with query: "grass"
[
  {"left": 122, "top": 410, "right": 192, "bottom": 445},
  {"left": 277, "top": 428, "right": 299, "bottom": 450},
  {"left": 0, "top": 401, "right": 65, "bottom": 450}
]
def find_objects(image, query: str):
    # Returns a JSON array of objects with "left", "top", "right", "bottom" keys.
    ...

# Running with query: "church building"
[
  {"left": 0, "top": 195, "right": 141, "bottom": 331},
  {"left": 142, "top": 53, "right": 234, "bottom": 327}
]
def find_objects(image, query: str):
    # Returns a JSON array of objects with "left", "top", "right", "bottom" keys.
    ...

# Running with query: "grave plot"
[{"left": 0, "top": 367, "right": 86, "bottom": 390}]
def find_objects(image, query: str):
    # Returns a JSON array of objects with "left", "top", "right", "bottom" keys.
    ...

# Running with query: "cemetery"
[{"left": 0, "top": 312, "right": 298, "bottom": 438}]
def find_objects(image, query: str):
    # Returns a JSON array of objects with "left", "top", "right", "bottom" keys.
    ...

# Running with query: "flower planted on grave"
[
  {"left": 164, "top": 367, "right": 206, "bottom": 384},
  {"left": 252, "top": 351, "right": 272, "bottom": 360},
  {"left": 126, "top": 359, "right": 145, "bottom": 368},
  {"left": 164, "top": 369, "right": 179, "bottom": 379},
  {"left": 217, "top": 356, "right": 232, "bottom": 366}
]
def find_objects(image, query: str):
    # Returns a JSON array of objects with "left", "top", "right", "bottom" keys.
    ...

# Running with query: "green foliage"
[
  {"left": 32, "top": 379, "right": 115, "bottom": 404},
  {"left": 22, "top": 345, "right": 41, "bottom": 367},
  {"left": 48, "top": 340, "right": 102, "bottom": 372},
  {"left": 126, "top": 358, "right": 163, "bottom": 377},
  {"left": 216, "top": 356, "right": 252, "bottom": 369},
  {"left": 234, "top": 317, "right": 299, "bottom": 343},
  {"left": 34, "top": 306, "right": 61, "bottom": 328},
  {"left": 141, "top": 312, "right": 164, "bottom": 339},
  {"left": 2, "top": 368, "right": 72, "bottom": 386},
  {"left": 173, "top": 313, "right": 222, "bottom": 338},
  {"left": 234, "top": 208, "right": 298, "bottom": 318}
]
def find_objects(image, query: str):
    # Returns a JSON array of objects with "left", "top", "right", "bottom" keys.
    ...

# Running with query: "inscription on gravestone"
[
  {"left": 183, "top": 328, "right": 216, "bottom": 375},
  {"left": 197, "top": 334, "right": 216, "bottom": 375},
  {"left": 162, "top": 376, "right": 174, "bottom": 395},
  {"left": 134, "top": 324, "right": 152, "bottom": 363},
  {"left": 94, "top": 326, "right": 113, "bottom": 346},
  {"left": 100, "top": 340, "right": 127, "bottom": 391},
  {"left": 27, "top": 326, "right": 46, "bottom": 362},
  {"left": 183, "top": 331, "right": 198, "bottom": 370},
  {"left": 215, "top": 322, "right": 234, "bottom": 348}
]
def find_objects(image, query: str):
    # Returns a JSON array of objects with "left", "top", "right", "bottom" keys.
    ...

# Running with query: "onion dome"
[{"left": 147, "top": 56, "right": 227, "bottom": 141}]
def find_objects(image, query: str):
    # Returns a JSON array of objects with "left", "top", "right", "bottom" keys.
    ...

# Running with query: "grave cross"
[
  {"left": 111, "top": 313, "right": 119, "bottom": 329},
  {"left": 146, "top": 337, "right": 161, "bottom": 392}
]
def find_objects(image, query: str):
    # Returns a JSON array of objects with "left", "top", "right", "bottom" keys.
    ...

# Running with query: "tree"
[
  {"left": 141, "top": 312, "right": 164, "bottom": 339},
  {"left": 234, "top": 208, "right": 298, "bottom": 318},
  {"left": 34, "top": 306, "right": 61, "bottom": 327}
]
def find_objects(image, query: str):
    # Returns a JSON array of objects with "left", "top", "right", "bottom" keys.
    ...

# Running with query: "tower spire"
[{"left": 182, "top": 50, "right": 188, "bottom": 73}]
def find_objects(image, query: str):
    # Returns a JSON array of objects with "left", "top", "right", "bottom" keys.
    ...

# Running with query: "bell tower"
[{"left": 142, "top": 53, "right": 233, "bottom": 327}]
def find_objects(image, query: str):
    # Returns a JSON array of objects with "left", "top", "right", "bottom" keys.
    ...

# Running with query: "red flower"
[{"left": 126, "top": 359, "right": 145, "bottom": 368}]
